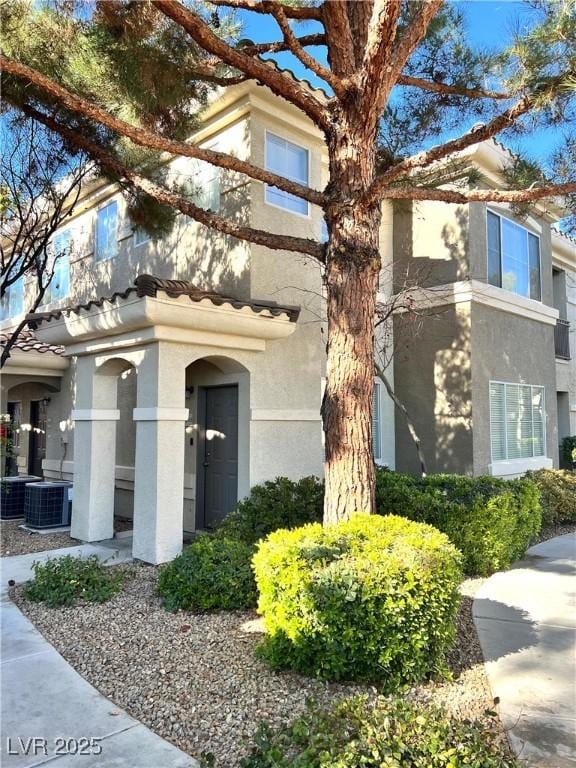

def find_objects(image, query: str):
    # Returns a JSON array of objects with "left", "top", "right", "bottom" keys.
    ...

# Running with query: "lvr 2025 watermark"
[{"left": 5, "top": 737, "right": 102, "bottom": 757}]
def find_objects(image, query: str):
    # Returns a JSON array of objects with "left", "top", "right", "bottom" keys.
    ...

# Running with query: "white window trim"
[
  {"left": 133, "top": 228, "right": 150, "bottom": 248},
  {"left": 264, "top": 129, "right": 311, "bottom": 219},
  {"left": 95, "top": 199, "right": 119, "bottom": 262},
  {"left": 489, "top": 379, "right": 548, "bottom": 467},
  {"left": 373, "top": 379, "right": 385, "bottom": 465},
  {"left": 486, "top": 209, "right": 542, "bottom": 303},
  {"left": 489, "top": 456, "right": 553, "bottom": 477}
]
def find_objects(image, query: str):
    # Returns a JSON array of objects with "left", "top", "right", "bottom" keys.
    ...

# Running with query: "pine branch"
[
  {"left": 321, "top": 2, "right": 356, "bottom": 78},
  {"left": 367, "top": 94, "right": 535, "bottom": 202},
  {"left": 22, "top": 104, "right": 325, "bottom": 262},
  {"left": 362, "top": 0, "right": 444, "bottom": 135},
  {"left": 0, "top": 55, "right": 324, "bottom": 207},
  {"left": 396, "top": 75, "right": 511, "bottom": 100},
  {"left": 264, "top": 1, "right": 344, "bottom": 97},
  {"left": 379, "top": 182, "right": 576, "bottom": 204},
  {"left": 240, "top": 34, "right": 326, "bottom": 56},
  {"left": 152, "top": 0, "right": 330, "bottom": 131},
  {"left": 207, "top": 0, "right": 323, "bottom": 21},
  {"left": 360, "top": 0, "right": 402, "bottom": 101}
]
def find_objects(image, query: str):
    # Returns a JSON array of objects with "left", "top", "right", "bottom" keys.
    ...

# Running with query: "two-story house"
[{"left": 1, "top": 81, "right": 575, "bottom": 565}]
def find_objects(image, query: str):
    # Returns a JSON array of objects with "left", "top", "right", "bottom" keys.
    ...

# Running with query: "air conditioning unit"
[
  {"left": 1, "top": 476, "right": 42, "bottom": 519},
  {"left": 25, "top": 482, "right": 73, "bottom": 529}
]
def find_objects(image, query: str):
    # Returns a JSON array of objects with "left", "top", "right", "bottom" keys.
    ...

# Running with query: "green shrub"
[
  {"left": 526, "top": 468, "right": 576, "bottom": 526},
  {"left": 253, "top": 514, "right": 462, "bottom": 686},
  {"left": 375, "top": 470, "right": 541, "bottom": 576},
  {"left": 241, "top": 695, "right": 517, "bottom": 768},
  {"left": 157, "top": 536, "right": 257, "bottom": 612},
  {"left": 23, "top": 555, "right": 124, "bottom": 607},
  {"left": 561, "top": 436, "right": 576, "bottom": 469},
  {"left": 216, "top": 476, "right": 324, "bottom": 546}
]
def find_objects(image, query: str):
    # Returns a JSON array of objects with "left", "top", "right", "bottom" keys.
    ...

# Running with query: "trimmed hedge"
[
  {"left": 157, "top": 536, "right": 257, "bottom": 612},
  {"left": 241, "top": 696, "right": 518, "bottom": 768},
  {"left": 215, "top": 476, "right": 324, "bottom": 546},
  {"left": 526, "top": 469, "right": 576, "bottom": 526},
  {"left": 253, "top": 514, "right": 462, "bottom": 686},
  {"left": 375, "top": 470, "right": 541, "bottom": 576}
]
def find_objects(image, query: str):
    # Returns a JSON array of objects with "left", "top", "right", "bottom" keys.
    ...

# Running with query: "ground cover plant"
[
  {"left": 157, "top": 535, "right": 257, "bottom": 611},
  {"left": 240, "top": 695, "right": 517, "bottom": 768},
  {"left": 253, "top": 514, "right": 462, "bottom": 686},
  {"left": 375, "top": 470, "right": 541, "bottom": 576},
  {"left": 23, "top": 554, "right": 124, "bottom": 607}
]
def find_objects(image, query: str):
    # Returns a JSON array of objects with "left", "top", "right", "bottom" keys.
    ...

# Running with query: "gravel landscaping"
[
  {"left": 532, "top": 521, "right": 576, "bottom": 545},
  {"left": 14, "top": 565, "right": 504, "bottom": 767},
  {"left": 0, "top": 520, "right": 79, "bottom": 557},
  {"left": 1, "top": 517, "right": 133, "bottom": 557}
]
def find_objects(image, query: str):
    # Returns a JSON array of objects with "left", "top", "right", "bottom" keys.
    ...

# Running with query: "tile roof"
[
  {"left": 27, "top": 274, "right": 300, "bottom": 329},
  {"left": 0, "top": 329, "right": 64, "bottom": 356}
]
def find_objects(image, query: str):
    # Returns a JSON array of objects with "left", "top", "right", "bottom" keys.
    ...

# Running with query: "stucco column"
[
  {"left": 71, "top": 357, "right": 119, "bottom": 541},
  {"left": 132, "top": 343, "right": 187, "bottom": 564}
]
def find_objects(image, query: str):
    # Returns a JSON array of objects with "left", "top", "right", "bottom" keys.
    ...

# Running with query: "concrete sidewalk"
[
  {"left": 1, "top": 542, "right": 198, "bottom": 768},
  {"left": 473, "top": 533, "right": 576, "bottom": 767}
]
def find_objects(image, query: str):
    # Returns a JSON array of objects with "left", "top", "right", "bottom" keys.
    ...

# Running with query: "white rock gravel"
[{"left": 14, "top": 564, "right": 505, "bottom": 767}]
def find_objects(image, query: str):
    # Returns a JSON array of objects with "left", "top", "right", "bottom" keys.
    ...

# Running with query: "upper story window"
[
  {"left": 95, "top": 200, "right": 118, "bottom": 261},
  {"left": 134, "top": 227, "right": 150, "bottom": 247},
  {"left": 0, "top": 275, "right": 24, "bottom": 320},
  {"left": 188, "top": 159, "right": 220, "bottom": 212},
  {"left": 490, "top": 381, "right": 545, "bottom": 462},
  {"left": 265, "top": 132, "right": 309, "bottom": 216},
  {"left": 48, "top": 229, "right": 71, "bottom": 302},
  {"left": 487, "top": 210, "right": 541, "bottom": 301}
]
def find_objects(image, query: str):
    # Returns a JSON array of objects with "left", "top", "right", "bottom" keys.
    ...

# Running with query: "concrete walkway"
[
  {"left": 473, "top": 533, "right": 576, "bottom": 767},
  {"left": 1, "top": 542, "right": 198, "bottom": 767}
]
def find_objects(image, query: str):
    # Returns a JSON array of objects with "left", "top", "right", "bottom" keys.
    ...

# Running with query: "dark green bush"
[
  {"left": 157, "top": 536, "right": 257, "bottom": 611},
  {"left": 253, "top": 514, "right": 462, "bottom": 686},
  {"left": 375, "top": 470, "right": 541, "bottom": 576},
  {"left": 216, "top": 476, "right": 324, "bottom": 546},
  {"left": 526, "top": 468, "right": 576, "bottom": 526},
  {"left": 241, "top": 695, "right": 517, "bottom": 768},
  {"left": 561, "top": 436, "right": 576, "bottom": 469},
  {"left": 23, "top": 555, "right": 124, "bottom": 607}
]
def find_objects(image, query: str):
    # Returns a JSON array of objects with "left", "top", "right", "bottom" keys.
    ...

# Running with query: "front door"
[
  {"left": 197, "top": 385, "right": 239, "bottom": 529},
  {"left": 28, "top": 400, "right": 47, "bottom": 477}
]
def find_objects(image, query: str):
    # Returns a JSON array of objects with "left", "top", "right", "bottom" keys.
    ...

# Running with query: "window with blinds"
[
  {"left": 373, "top": 382, "right": 382, "bottom": 461},
  {"left": 490, "top": 382, "right": 546, "bottom": 462}
]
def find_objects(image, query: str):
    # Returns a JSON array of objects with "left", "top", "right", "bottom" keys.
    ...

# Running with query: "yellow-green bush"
[
  {"left": 253, "top": 514, "right": 462, "bottom": 686},
  {"left": 526, "top": 469, "right": 576, "bottom": 526}
]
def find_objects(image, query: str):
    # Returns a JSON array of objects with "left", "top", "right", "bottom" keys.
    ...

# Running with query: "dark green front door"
[{"left": 196, "top": 385, "right": 239, "bottom": 529}]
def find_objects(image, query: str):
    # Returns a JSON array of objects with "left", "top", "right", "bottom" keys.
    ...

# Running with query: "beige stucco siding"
[{"left": 470, "top": 304, "right": 558, "bottom": 474}]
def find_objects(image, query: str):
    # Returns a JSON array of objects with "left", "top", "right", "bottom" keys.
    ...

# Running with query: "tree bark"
[{"left": 322, "top": 111, "right": 382, "bottom": 524}]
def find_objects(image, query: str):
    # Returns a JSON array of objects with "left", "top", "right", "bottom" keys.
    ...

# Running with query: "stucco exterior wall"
[
  {"left": 394, "top": 304, "right": 473, "bottom": 475},
  {"left": 470, "top": 303, "right": 558, "bottom": 474},
  {"left": 393, "top": 200, "right": 470, "bottom": 290}
]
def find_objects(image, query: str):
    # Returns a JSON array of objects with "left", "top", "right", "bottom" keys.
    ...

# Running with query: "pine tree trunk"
[{"left": 322, "top": 172, "right": 382, "bottom": 523}]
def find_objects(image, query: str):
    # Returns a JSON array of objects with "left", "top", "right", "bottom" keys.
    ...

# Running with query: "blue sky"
[{"left": 237, "top": 1, "right": 560, "bottom": 165}]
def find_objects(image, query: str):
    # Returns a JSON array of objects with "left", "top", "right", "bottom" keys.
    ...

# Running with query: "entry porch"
[{"left": 28, "top": 275, "right": 321, "bottom": 564}]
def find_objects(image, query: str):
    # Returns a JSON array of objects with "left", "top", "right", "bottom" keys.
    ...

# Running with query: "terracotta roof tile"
[
  {"left": 27, "top": 274, "right": 300, "bottom": 329},
  {"left": 0, "top": 329, "right": 64, "bottom": 356}
]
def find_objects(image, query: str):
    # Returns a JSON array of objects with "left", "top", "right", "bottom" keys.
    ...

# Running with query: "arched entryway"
[{"left": 4, "top": 379, "right": 61, "bottom": 477}]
